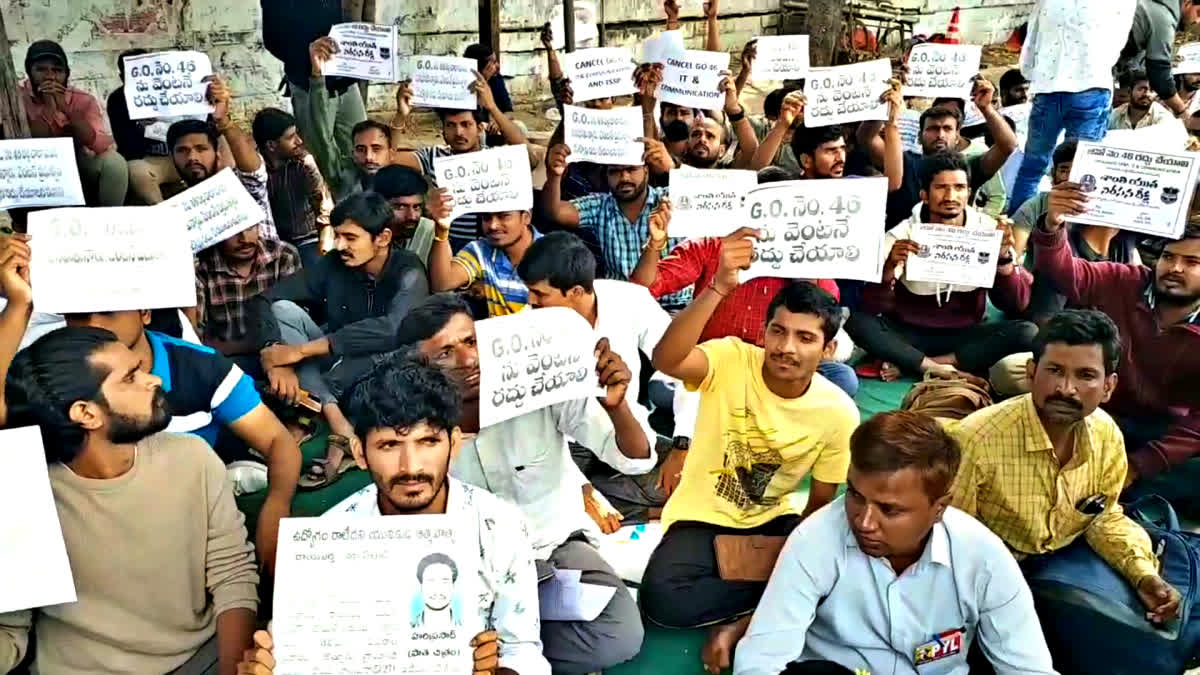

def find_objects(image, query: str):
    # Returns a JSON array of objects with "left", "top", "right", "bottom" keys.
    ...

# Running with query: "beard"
[
  {"left": 105, "top": 387, "right": 171, "bottom": 444},
  {"left": 375, "top": 455, "right": 452, "bottom": 514}
]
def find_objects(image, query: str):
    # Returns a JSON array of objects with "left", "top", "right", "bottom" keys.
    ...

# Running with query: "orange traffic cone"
[{"left": 944, "top": 7, "right": 962, "bottom": 44}]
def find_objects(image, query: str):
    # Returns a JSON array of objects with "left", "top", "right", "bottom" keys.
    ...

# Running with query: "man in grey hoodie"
[{"left": 1120, "top": 0, "right": 1200, "bottom": 116}]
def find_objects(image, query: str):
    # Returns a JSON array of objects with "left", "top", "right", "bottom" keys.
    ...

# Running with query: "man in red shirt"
[
  {"left": 1037, "top": 181, "right": 1200, "bottom": 512},
  {"left": 21, "top": 40, "right": 128, "bottom": 206}
]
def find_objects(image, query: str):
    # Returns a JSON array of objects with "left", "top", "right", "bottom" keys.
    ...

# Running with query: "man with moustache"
[
  {"left": 0, "top": 324, "right": 258, "bottom": 673},
  {"left": 372, "top": 165, "right": 437, "bottom": 268},
  {"left": 1109, "top": 69, "right": 1172, "bottom": 130},
  {"left": 948, "top": 310, "right": 1181, "bottom": 627},
  {"left": 999, "top": 68, "right": 1030, "bottom": 107},
  {"left": 247, "top": 191, "right": 428, "bottom": 485},
  {"left": 1034, "top": 182, "right": 1200, "bottom": 512},
  {"left": 237, "top": 353, "right": 551, "bottom": 675},
  {"left": 167, "top": 76, "right": 278, "bottom": 241},
  {"left": 734, "top": 411, "right": 1055, "bottom": 675},
  {"left": 677, "top": 74, "right": 759, "bottom": 170},
  {"left": 845, "top": 152, "right": 1037, "bottom": 382}
]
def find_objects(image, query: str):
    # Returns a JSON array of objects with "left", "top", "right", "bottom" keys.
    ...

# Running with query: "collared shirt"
[
  {"left": 195, "top": 238, "right": 302, "bottom": 343},
  {"left": 235, "top": 160, "right": 280, "bottom": 242},
  {"left": 325, "top": 477, "right": 551, "bottom": 675},
  {"left": 20, "top": 80, "right": 113, "bottom": 155},
  {"left": 265, "top": 153, "right": 332, "bottom": 245},
  {"left": 571, "top": 187, "right": 693, "bottom": 310},
  {"left": 734, "top": 499, "right": 1056, "bottom": 675},
  {"left": 947, "top": 395, "right": 1159, "bottom": 586},
  {"left": 647, "top": 237, "right": 841, "bottom": 346},
  {"left": 450, "top": 398, "right": 657, "bottom": 559},
  {"left": 1108, "top": 101, "right": 1173, "bottom": 130},
  {"left": 1020, "top": 0, "right": 1136, "bottom": 96},
  {"left": 453, "top": 231, "right": 543, "bottom": 317}
]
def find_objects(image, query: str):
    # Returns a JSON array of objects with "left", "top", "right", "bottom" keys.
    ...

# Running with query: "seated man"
[
  {"left": 746, "top": 86, "right": 803, "bottom": 174},
  {"left": 22, "top": 40, "right": 128, "bottom": 206},
  {"left": 642, "top": 268, "right": 859, "bottom": 674},
  {"left": 950, "top": 310, "right": 1181, "bottom": 626},
  {"left": 167, "top": 75, "right": 279, "bottom": 241},
  {"left": 845, "top": 152, "right": 1036, "bottom": 381},
  {"left": 194, "top": 222, "right": 302, "bottom": 372},
  {"left": 542, "top": 145, "right": 692, "bottom": 311},
  {"left": 427, "top": 190, "right": 540, "bottom": 317},
  {"left": 394, "top": 293, "right": 652, "bottom": 673},
  {"left": 372, "top": 165, "right": 437, "bottom": 268},
  {"left": 107, "top": 48, "right": 175, "bottom": 205},
  {"left": 238, "top": 352, "right": 550, "bottom": 675},
  {"left": 1034, "top": 182, "right": 1200, "bottom": 513},
  {"left": 248, "top": 191, "right": 428, "bottom": 484},
  {"left": 0, "top": 327, "right": 257, "bottom": 674},
  {"left": 1108, "top": 69, "right": 1171, "bottom": 131},
  {"left": 734, "top": 411, "right": 1055, "bottom": 674},
  {"left": 251, "top": 107, "right": 334, "bottom": 267}
]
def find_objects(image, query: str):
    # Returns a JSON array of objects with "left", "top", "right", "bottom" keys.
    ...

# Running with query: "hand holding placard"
[
  {"left": 123, "top": 51, "right": 214, "bottom": 121},
  {"left": 324, "top": 23, "right": 399, "bottom": 82},
  {"left": 903, "top": 43, "right": 981, "bottom": 99},
  {"left": 434, "top": 145, "right": 533, "bottom": 219},
  {"left": 804, "top": 59, "right": 891, "bottom": 126}
]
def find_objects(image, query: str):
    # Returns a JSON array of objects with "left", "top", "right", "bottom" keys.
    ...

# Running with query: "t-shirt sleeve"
[
  {"left": 211, "top": 367, "right": 263, "bottom": 427},
  {"left": 570, "top": 194, "right": 606, "bottom": 230},
  {"left": 414, "top": 147, "right": 437, "bottom": 184},
  {"left": 167, "top": 342, "right": 262, "bottom": 425},
  {"left": 689, "top": 336, "right": 742, "bottom": 393},
  {"left": 452, "top": 241, "right": 486, "bottom": 286},
  {"left": 810, "top": 393, "right": 858, "bottom": 484}
]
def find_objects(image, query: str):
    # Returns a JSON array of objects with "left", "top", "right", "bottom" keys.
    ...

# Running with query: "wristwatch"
[{"left": 671, "top": 436, "right": 691, "bottom": 451}]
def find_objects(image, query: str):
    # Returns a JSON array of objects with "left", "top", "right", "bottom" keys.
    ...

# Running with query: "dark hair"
[
  {"left": 999, "top": 68, "right": 1027, "bottom": 92},
  {"left": 251, "top": 107, "right": 297, "bottom": 149},
  {"left": 764, "top": 86, "right": 800, "bottom": 119},
  {"left": 167, "top": 119, "right": 219, "bottom": 153},
  {"left": 765, "top": 282, "right": 842, "bottom": 343},
  {"left": 850, "top": 411, "right": 962, "bottom": 499},
  {"left": 791, "top": 124, "right": 845, "bottom": 159},
  {"left": 919, "top": 151, "right": 970, "bottom": 192},
  {"left": 516, "top": 231, "right": 596, "bottom": 294},
  {"left": 663, "top": 119, "right": 691, "bottom": 143},
  {"left": 6, "top": 327, "right": 121, "bottom": 462},
  {"left": 918, "top": 105, "right": 962, "bottom": 133},
  {"left": 1032, "top": 309, "right": 1122, "bottom": 375},
  {"left": 330, "top": 191, "right": 394, "bottom": 236},
  {"left": 373, "top": 165, "right": 429, "bottom": 200},
  {"left": 436, "top": 108, "right": 485, "bottom": 123},
  {"left": 416, "top": 552, "right": 459, "bottom": 582},
  {"left": 345, "top": 350, "right": 462, "bottom": 440},
  {"left": 1052, "top": 138, "right": 1079, "bottom": 168},
  {"left": 1119, "top": 69, "right": 1149, "bottom": 91},
  {"left": 116, "top": 48, "right": 148, "bottom": 81},
  {"left": 395, "top": 293, "right": 474, "bottom": 347},
  {"left": 757, "top": 166, "right": 797, "bottom": 184},
  {"left": 463, "top": 43, "right": 494, "bottom": 67},
  {"left": 352, "top": 119, "right": 392, "bottom": 145}
]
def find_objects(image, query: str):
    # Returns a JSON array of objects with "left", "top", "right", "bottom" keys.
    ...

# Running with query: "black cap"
[
  {"left": 25, "top": 40, "right": 68, "bottom": 75},
  {"left": 998, "top": 68, "right": 1028, "bottom": 91}
]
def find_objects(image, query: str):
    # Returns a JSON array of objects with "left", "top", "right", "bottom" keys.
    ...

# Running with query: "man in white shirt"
[
  {"left": 237, "top": 352, "right": 550, "bottom": 675},
  {"left": 1007, "top": 0, "right": 1138, "bottom": 214},
  {"left": 734, "top": 411, "right": 1056, "bottom": 675},
  {"left": 1108, "top": 69, "right": 1173, "bottom": 130},
  {"left": 391, "top": 293, "right": 653, "bottom": 673},
  {"left": 517, "top": 231, "right": 701, "bottom": 522}
]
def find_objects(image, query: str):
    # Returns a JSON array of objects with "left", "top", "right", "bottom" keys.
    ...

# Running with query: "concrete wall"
[{"left": 2, "top": 0, "right": 1034, "bottom": 120}]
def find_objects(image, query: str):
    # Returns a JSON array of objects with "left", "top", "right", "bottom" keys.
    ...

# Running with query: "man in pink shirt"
[{"left": 21, "top": 40, "right": 128, "bottom": 206}]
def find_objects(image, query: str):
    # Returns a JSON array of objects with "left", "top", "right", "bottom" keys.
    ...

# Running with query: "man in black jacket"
[
  {"left": 259, "top": 0, "right": 366, "bottom": 160},
  {"left": 248, "top": 191, "right": 428, "bottom": 473}
]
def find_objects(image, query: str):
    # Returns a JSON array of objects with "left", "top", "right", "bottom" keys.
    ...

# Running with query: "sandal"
[{"left": 297, "top": 434, "right": 356, "bottom": 490}]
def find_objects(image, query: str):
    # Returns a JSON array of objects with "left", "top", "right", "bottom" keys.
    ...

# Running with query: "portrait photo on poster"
[{"left": 410, "top": 552, "right": 464, "bottom": 630}]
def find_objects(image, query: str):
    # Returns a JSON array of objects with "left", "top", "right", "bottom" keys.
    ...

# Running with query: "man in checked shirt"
[{"left": 947, "top": 310, "right": 1181, "bottom": 627}]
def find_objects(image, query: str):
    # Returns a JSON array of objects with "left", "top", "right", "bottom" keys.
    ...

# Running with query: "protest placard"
[
  {"left": 325, "top": 23, "right": 399, "bottom": 82},
  {"left": 161, "top": 167, "right": 269, "bottom": 252},
  {"left": 1068, "top": 141, "right": 1200, "bottom": 239},
  {"left": 804, "top": 59, "right": 890, "bottom": 126},
  {"left": 28, "top": 206, "right": 195, "bottom": 314},
  {"left": 123, "top": 50, "right": 213, "bottom": 121},
  {"left": 476, "top": 307, "right": 603, "bottom": 428},
  {"left": 1175, "top": 42, "right": 1200, "bottom": 74},
  {"left": 434, "top": 144, "right": 533, "bottom": 219},
  {"left": 0, "top": 426, "right": 76, "bottom": 614},
  {"left": 410, "top": 56, "right": 477, "bottom": 110},
  {"left": 273, "top": 515, "right": 481, "bottom": 675},
  {"left": 668, "top": 168, "right": 758, "bottom": 237},
  {"left": 898, "top": 108, "right": 922, "bottom": 154},
  {"left": 742, "top": 176, "right": 887, "bottom": 282},
  {"left": 659, "top": 50, "right": 731, "bottom": 111},
  {"left": 903, "top": 43, "right": 981, "bottom": 99},
  {"left": 563, "top": 105, "right": 644, "bottom": 165},
  {"left": 752, "top": 35, "right": 810, "bottom": 80},
  {"left": 562, "top": 47, "right": 637, "bottom": 102},
  {"left": 904, "top": 224, "right": 1004, "bottom": 289},
  {"left": 641, "top": 30, "right": 686, "bottom": 64},
  {"left": 0, "top": 138, "right": 85, "bottom": 209}
]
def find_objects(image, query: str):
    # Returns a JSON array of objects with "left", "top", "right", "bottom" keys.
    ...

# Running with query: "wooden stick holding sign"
[{"left": 433, "top": 144, "right": 533, "bottom": 220}]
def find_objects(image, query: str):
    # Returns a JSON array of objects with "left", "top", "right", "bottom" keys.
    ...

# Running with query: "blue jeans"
[{"left": 1008, "top": 88, "right": 1111, "bottom": 215}]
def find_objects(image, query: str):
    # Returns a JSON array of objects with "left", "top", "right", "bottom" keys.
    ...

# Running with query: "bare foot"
[
  {"left": 702, "top": 615, "right": 752, "bottom": 674},
  {"left": 880, "top": 361, "right": 902, "bottom": 382}
]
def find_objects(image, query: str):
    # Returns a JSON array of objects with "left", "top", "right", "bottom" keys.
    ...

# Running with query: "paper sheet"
[
  {"left": 433, "top": 144, "right": 534, "bottom": 219},
  {"left": 564, "top": 105, "right": 644, "bottom": 165},
  {"left": 0, "top": 138, "right": 85, "bottom": 209},
  {"left": 325, "top": 23, "right": 400, "bottom": 82},
  {"left": 160, "top": 167, "right": 270, "bottom": 252},
  {"left": 123, "top": 50, "right": 214, "bottom": 121}
]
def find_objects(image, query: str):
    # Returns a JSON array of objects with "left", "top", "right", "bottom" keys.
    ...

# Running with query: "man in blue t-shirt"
[{"left": 64, "top": 309, "right": 301, "bottom": 571}]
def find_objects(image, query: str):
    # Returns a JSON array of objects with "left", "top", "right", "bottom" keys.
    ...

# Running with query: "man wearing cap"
[{"left": 22, "top": 39, "right": 128, "bottom": 207}]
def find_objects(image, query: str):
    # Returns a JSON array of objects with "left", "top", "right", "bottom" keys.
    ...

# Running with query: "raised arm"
[
  {"left": 208, "top": 75, "right": 262, "bottom": 174},
  {"left": 426, "top": 189, "right": 473, "bottom": 291},
  {"left": 703, "top": 0, "right": 721, "bottom": 52},
  {"left": 0, "top": 235, "right": 32, "bottom": 427},
  {"left": 541, "top": 144, "right": 583, "bottom": 227},
  {"left": 722, "top": 73, "right": 759, "bottom": 168},
  {"left": 473, "top": 72, "right": 526, "bottom": 146},
  {"left": 972, "top": 78, "right": 1018, "bottom": 181},
  {"left": 664, "top": 0, "right": 681, "bottom": 30},
  {"left": 880, "top": 79, "right": 905, "bottom": 192},
  {"left": 749, "top": 91, "right": 803, "bottom": 170},
  {"left": 652, "top": 227, "right": 756, "bottom": 383},
  {"left": 735, "top": 40, "right": 756, "bottom": 96},
  {"left": 631, "top": 199, "right": 671, "bottom": 286},
  {"left": 541, "top": 22, "right": 565, "bottom": 81},
  {"left": 635, "top": 64, "right": 663, "bottom": 141}
]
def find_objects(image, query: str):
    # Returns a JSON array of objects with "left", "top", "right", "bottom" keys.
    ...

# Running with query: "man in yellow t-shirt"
[{"left": 640, "top": 227, "right": 860, "bottom": 675}]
